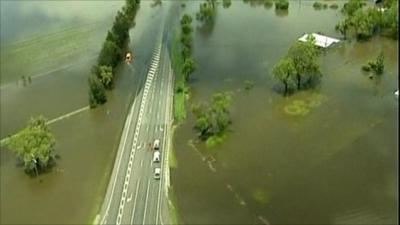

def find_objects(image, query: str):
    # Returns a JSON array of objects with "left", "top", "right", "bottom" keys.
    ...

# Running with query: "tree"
[
  {"left": 5, "top": 116, "right": 56, "bottom": 175},
  {"left": 382, "top": 1, "right": 398, "bottom": 38},
  {"left": 98, "top": 65, "right": 114, "bottom": 89},
  {"left": 341, "top": 0, "right": 364, "bottom": 16},
  {"left": 335, "top": 19, "right": 350, "bottom": 39},
  {"left": 98, "top": 40, "right": 121, "bottom": 68},
  {"left": 272, "top": 57, "right": 297, "bottom": 95},
  {"left": 112, "top": 11, "right": 130, "bottom": 47},
  {"left": 275, "top": 0, "right": 289, "bottom": 10},
  {"left": 288, "top": 35, "right": 321, "bottom": 89},
  {"left": 181, "top": 24, "right": 193, "bottom": 35},
  {"left": 182, "top": 58, "right": 196, "bottom": 81},
  {"left": 192, "top": 92, "right": 232, "bottom": 139},
  {"left": 368, "top": 52, "right": 384, "bottom": 75},
  {"left": 196, "top": 1, "right": 216, "bottom": 22},
  {"left": 181, "top": 14, "right": 193, "bottom": 25},
  {"left": 351, "top": 7, "right": 380, "bottom": 40},
  {"left": 89, "top": 74, "right": 107, "bottom": 108}
]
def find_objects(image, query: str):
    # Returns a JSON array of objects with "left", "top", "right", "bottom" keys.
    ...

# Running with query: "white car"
[
  {"left": 153, "top": 151, "right": 160, "bottom": 163},
  {"left": 153, "top": 139, "right": 160, "bottom": 150},
  {"left": 154, "top": 168, "right": 161, "bottom": 180}
]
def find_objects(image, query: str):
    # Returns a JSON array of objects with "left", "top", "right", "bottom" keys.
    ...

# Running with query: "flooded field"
[
  {"left": 0, "top": 1, "right": 166, "bottom": 224},
  {"left": 171, "top": 1, "right": 398, "bottom": 224}
]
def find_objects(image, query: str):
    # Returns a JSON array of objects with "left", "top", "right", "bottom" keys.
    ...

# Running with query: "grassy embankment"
[{"left": 170, "top": 28, "right": 189, "bottom": 123}]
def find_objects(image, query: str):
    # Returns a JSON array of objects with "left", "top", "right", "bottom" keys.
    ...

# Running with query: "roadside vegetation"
[
  {"left": 335, "top": 0, "right": 398, "bottom": 40},
  {"left": 272, "top": 35, "right": 321, "bottom": 95},
  {"left": 89, "top": 0, "right": 140, "bottom": 108},
  {"left": 172, "top": 14, "right": 197, "bottom": 123},
  {"left": 191, "top": 92, "right": 232, "bottom": 147},
  {"left": 2, "top": 116, "right": 56, "bottom": 176}
]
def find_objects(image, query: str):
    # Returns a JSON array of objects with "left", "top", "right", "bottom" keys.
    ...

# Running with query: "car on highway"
[
  {"left": 153, "top": 151, "right": 160, "bottom": 163},
  {"left": 153, "top": 139, "right": 160, "bottom": 150},
  {"left": 154, "top": 168, "right": 161, "bottom": 180}
]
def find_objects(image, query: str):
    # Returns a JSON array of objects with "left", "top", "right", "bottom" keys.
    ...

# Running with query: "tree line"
[
  {"left": 180, "top": 14, "right": 197, "bottom": 83},
  {"left": 335, "top": 0, "right": 398, "bottom": 40},
  {"left": 89, "top": 0, "right": 141, "bottom": 108},
  {"left": 272, "top": 35, "right": 321, "bottom": 95}
]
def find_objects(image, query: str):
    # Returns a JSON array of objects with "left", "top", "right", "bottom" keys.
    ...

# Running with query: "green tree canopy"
[
  {"left": 272, "top": 57, "right": 297, "bottom": 95},
  {"left": 288, "top": 36, "right": 321, "bottom": 88},
  {"left": 98, "top": 40, "right": 121, "bottom": 68},
  {"left": 89, "top": 74, "right": 107, "bottom": 107},
  {"left": 341, "top": 0, "right": 365, "bottom": 16},
  {"left": 5, "top": 116, "right": 56, "bottom": 175},
  {"left": 192, "top": 92, "right": 232, "bottom": 139},
  {"left": 98, "top": 65, "right": 114, "bottom": 89},
  {"left": 182, "top": 58, "right": 196, "bottom": 81}
]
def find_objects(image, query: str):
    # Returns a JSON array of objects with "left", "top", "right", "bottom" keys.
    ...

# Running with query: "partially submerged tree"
[
  {"left": 182, "top": 58, "right": 196, "bottom": 81},
  {"left": 4, "top": 116, "right": 56, "bottom": 176},
  {"left": 98, "top": 65, "right": 114, "bottom": 89},
  {"left": 275, "top": 0, "right": 289, "bottom": 10},
  {"left": 287, "top": 35, "right": 321, "bottom": 89},
  {"left": 192, "top": 92, "right": 232, "bottom": 139},
  {"left": 89, "top": 74, "right": 107, "bottom": 108},
  {"left": 272, "top": 57, "right": 297, "bottom": 95}
]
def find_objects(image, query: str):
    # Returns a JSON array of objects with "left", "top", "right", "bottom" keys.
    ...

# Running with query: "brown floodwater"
[
  {"left": 171, "top": 1, "right": 398, "bottom": 224},
  {"left": 0, "top": 1, "right": 168, "bottom": 224}
]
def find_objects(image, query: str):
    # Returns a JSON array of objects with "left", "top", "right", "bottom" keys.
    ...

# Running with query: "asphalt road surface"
[{"left": 98, "top": 29, "right": 174, "bottom": 225}]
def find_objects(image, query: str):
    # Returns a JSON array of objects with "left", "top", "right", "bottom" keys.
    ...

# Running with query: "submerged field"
[{"left": 171, "top": 1, "right": 398, "bottom": 224}]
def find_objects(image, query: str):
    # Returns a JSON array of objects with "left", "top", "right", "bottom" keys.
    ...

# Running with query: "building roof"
[{"left": 298, "top": 33, "right": 340, "bottom": 48}]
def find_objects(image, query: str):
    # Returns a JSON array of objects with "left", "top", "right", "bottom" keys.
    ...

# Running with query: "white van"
[
  {"left": 153, "top": 151, "right": 160, "bottom": 163},
  {"left": 154, "top": 168, "right": 161, "bottom": 180},
  {"left": 153, "top": 139, "right": 160, "bottom": 150}
]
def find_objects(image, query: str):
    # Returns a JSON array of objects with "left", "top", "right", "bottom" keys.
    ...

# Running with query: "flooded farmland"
[
  {"left": 171, "top": 1, "right": 398, "bottom": 224},
  {"left": 0, "top": 0, "right": 397, "bottom": 224},
  {"left": 0, "top": 1, "right": 167, "bottom": 224}
]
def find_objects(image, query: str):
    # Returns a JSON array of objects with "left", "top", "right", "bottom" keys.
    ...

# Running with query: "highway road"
[{"left": 97, "top": 25, "right": 175, "bottom": 225}]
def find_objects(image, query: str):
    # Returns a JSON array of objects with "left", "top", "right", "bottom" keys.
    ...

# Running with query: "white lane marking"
[
  {"left": 157, "top": 112, "right": 160, "bottom": 120},
  {"left": 159, "top": 125, "right": 163, "bottom": 132},
  {"left": 140, "top": 159, "right": 143, "bottom": 167},
  {"left": 130, "top": 180, "right": 141, "bottom": 225},
  {"left": 142, "top": 180, "right": 151, "bottom": 225}
]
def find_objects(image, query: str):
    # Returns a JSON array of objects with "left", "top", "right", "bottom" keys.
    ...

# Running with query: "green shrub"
[{"left": 275, "top": 0, "right": 289, "bottom": 10}]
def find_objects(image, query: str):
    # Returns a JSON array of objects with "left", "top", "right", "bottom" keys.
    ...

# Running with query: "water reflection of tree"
[
  {"left": 274, "top": 9, "right": 289, "bottom": 17},
  {"left": 150, "top": 0, "right": 162, "bottom": 8}
]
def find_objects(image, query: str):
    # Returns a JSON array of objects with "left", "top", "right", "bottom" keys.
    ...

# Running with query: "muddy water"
[
  {"left": 1, "top": 1, "right": 167, "bottom": 224},
  {"left": 172, "top": 1, "right": 398, "bottom": 224}
]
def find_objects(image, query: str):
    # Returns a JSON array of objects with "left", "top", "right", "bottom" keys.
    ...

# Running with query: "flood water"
[
  {"left": 1, "top": 1, "right": 167, "bottom": 224},
  {"left": 171, "top": 1, "right": 398, "bottom": 224}
]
